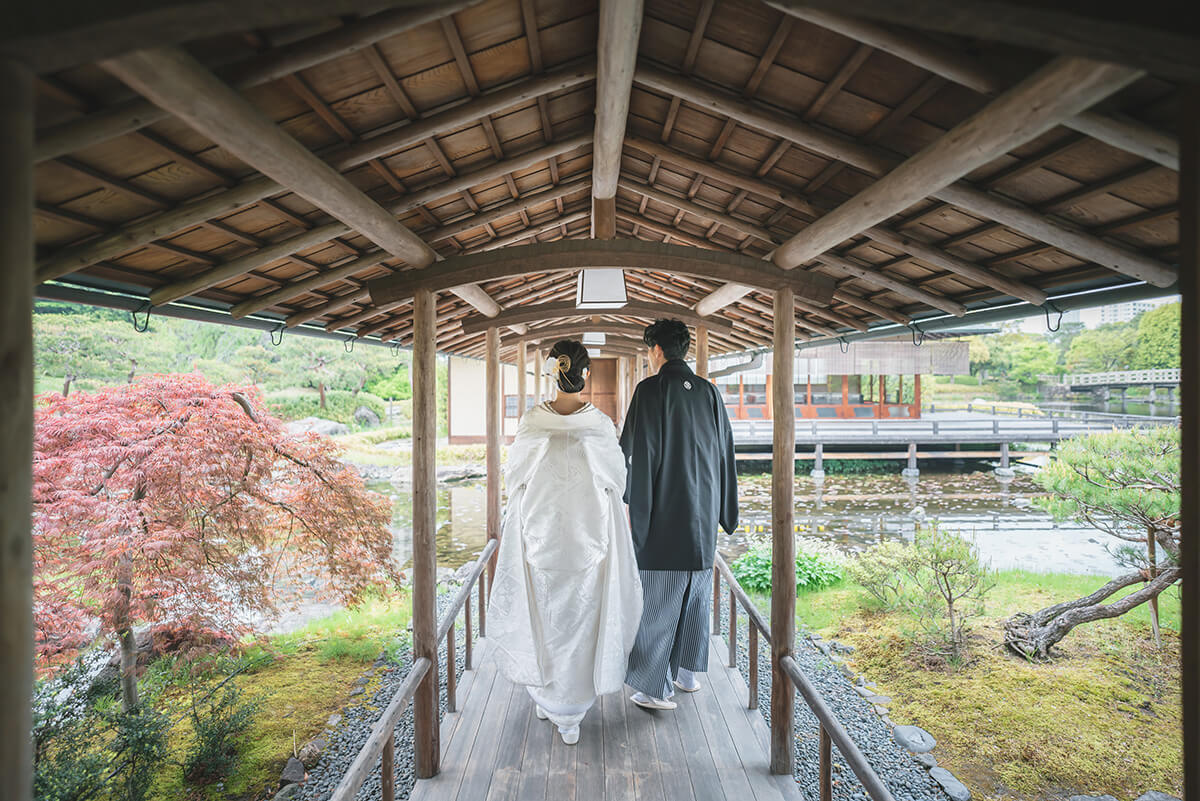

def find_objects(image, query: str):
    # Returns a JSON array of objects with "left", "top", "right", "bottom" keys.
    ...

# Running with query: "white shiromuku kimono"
[{"left": 487, "top": 401, "right": 643, "bottom": 731}]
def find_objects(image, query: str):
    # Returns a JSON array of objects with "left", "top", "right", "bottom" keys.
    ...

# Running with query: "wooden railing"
[
  {"left": 713, "top": 554, "right": 896, "bottom": 801},
  {"left": 330, "top": 538, "right": 498, "bottom": 801}
]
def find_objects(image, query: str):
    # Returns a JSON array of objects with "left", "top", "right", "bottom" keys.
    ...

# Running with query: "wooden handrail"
[
  {"left": 436, "top": 539, "right": 498, "bottom": 642},
  {"left": 329, "top": 657, "right": 430, "bottom": 801},
  {"left": 712, "top": 553, "right": 897, "bottom": 801}
]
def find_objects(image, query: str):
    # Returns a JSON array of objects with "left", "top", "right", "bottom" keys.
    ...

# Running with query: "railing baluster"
[
  {"left": 748, "top": 624, "right": 758, "bottom": 710},
  {"left": 446, "top": 621, "right": 457, "bottom": 713},
  {"left": 382, "top": 733, "right": 395, "bottom": 801},
  {"left": 819, "top": 725, "right": 832, "bottom": 801},
  {"left": 464, "top": 592, "right": 473, "bottom": 671},
  {"left": 478, "top": 575, "right": 486, "bottom": 638},
  {"left": 713, "top": 568, "right": 721, "bottom": 630},
  {"left": 728, "top": 588, "right": 737, "bottom": 668}
]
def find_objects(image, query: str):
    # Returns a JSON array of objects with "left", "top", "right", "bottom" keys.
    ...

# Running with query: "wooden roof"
[{"left": 29, "top": 0, "right": 1182, "bottom": 360}]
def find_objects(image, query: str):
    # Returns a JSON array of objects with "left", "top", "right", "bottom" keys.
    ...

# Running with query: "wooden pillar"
[
  {"left": 696, "top": 325, "right": 709, "bottom": 379},
  {"left": 914, "top": 373, "right": 922, "bottom": 416},
  {"left": 0, "top": 58, "right": 33, "bottom": 801},
  {"left": 1179, "top": 83, "right": 1199, "bottom": 801},
  {"left": 770, "top": 287, "right": 796, "bottom": 775},
  {"left": 411, "top": 288, "right": 439, "bottom": 778},
  {"left": 485, "top": 327, "right": 501, "bottom": 589},
  {"left": 517, "top": 342, "right": 527, "bottom": 420}
]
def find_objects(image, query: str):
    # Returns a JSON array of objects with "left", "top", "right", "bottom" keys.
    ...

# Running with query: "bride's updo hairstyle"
[{"left": 548, "top": 339, "right": 590, "bottom": 394}]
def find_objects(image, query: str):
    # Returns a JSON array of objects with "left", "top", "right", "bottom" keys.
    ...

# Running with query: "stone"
[
  {"left": 353, "top": 406, "right": 381, "bottom": 428},
  {"left": 325, "top": 712, "right": 342, "bottom": 728},
  {"left": 1068, "top": 796, "right": 1119, "bottom": 801},
  {"left": 854, "top": 676, "right": 866, "bottom": 687},
  {"left": 894, "top": 725, "right": 937, "bottom": 753},
  {"left": 853, "top": 685, "right": 874, "bottom": 697},
  {"left": 873, "top": 705, "right": 888, "bottom": 717},
  {"left": 280, "top": 757, "right": 306, "bottom": 785},
  {"left": 349, "top": 686, "right": 365, "bottom": 696},
  {"left": 914, "top": 753, "right": 937, "bottom": 769},
  {"left": 286, "top": 417, "right": 349, "bottom": 436},
  {"left": 868, "top": 695, "right": 892, "bottom": 705},
  {"left": 1134, "top": 793, "right": 1181, "bottom": 801},
  {"left": 274, "top": 785, "right": 301, "bottom": 801},
  {"left": 838, "top": 663, "right": 855, "bottom": 678},
  {"left": 297, "top": 737, "right": 326, "bottom": 768},
  {"left": 354, "top": 676, "right": 370, "bottom": 687},
  {"left": 930, "top": 767, "right": 970, "bottom": 801}
]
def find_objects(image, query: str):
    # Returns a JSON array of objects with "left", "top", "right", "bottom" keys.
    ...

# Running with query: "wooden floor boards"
[{"left": 408, "top": 635, "right": 806, "bottom": 801}]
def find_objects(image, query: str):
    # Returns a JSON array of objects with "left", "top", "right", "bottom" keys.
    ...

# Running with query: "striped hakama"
[{"left": 625, "top": 568, "right": 712, "bottom": 698}]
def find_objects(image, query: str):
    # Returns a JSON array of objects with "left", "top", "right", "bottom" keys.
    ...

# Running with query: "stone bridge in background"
[{"left": 1040, "top": 369, "right": 1181, "bottom": 402}]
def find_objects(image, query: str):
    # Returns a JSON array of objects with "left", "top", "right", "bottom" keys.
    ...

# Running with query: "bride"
[{"left": 487, "top": 339, "right": 643, "bottom": 745}]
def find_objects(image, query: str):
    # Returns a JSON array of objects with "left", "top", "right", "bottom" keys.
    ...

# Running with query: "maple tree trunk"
[
  {"left": 127, "top": 358, "right": 137, "bottom": 384},
  {"left": 318, "top": 381, "right": 326, "bottom": 410},
  {"left": 1005, "top": 567, "right": 1182, "bottom": 661},
  {"left": 61, "top": 373, "right": 74, "bottom": 397},
  {"left": 115, "top": 551, "right": 139, "bottom": 711}
]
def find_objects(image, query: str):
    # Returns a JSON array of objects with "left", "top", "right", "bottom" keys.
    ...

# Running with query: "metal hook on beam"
[
  {"left": 390, "top": 341, "right": 402, "bottom": 358},
  {"left": 838, "top": 336, "right": 849, "bottom": 354},
  {"left": 1044, "top": 300, "right": 1063, "bottom": 333},
  {"left": 344, "top": 335, "right": 355, "bottom": 354},
  {"left": 270, "top": 323, "right": 285, "bottom": 347},
  {"left": 909, "top": 322, "right": 926, "bottom": 347},
  {"left": 130, "top": 301, "right": 152, "bottom": 333}
]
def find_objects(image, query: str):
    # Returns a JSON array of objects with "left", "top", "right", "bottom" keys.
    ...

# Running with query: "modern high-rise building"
[{"left": 1099, "top": 301, "right": 1155, "bottom": 324}]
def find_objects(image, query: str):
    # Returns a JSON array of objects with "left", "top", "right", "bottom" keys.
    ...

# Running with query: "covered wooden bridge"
[{"left": 1, "top": 1, "right": 1197, "bottom": 800}]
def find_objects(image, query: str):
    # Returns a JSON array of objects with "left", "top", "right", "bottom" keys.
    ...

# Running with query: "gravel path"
[
  {"left": 713, "top": 591, "right": 949, "bottom": 801},
  {"left": 296, "top": 590, "right": 469, "bottom": 801},
  {"left": 296, "top": 588, "right": 947, "bottom": 801}
]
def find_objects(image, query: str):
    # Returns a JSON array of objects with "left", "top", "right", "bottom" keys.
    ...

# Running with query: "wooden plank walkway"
[{"left": 411, "top": 635, "right": 806, "bottom": 801}]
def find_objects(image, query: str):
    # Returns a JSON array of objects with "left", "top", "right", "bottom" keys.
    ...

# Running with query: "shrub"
[
  {"left": 731, "top": 537, "right": 843, "bottom": 594},
  {"left": 263, "top": 388, "right": 387, "bottom": 425},
  {"left": 113, "top": 706, "right": 170, "bottom": 801},
  {"left": 183, "top": 684, "right": 261, "bottom": 785},
  {"left": 845, "top": 540, "right": 911, "bottom": 608}
]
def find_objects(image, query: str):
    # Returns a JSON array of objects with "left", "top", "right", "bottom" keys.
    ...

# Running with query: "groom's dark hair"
[{"left": 643, "top": 319, "right": 690, "bottom": 360}]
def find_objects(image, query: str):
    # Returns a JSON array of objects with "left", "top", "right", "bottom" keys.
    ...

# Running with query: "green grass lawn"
[
  {"left": 785, "top": 572, "right": 1183, "bottom": 801},
  {"left": 142, "top": 592, "right": 413, "bottom": 800}
]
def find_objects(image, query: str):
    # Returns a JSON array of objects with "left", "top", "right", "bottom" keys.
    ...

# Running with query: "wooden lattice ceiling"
[{"left": 28, "top": 0, "right": 1182, "bottom": 360}]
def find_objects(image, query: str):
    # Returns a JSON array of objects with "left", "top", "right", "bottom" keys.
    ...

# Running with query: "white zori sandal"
[
  {"left": 630, "top": 692, "right": 678, "bottom": 711},
  {"left": 535, "top": 706, "right": 549, "bottom": 720},
  {"left": 559, "top": 726, "right": 580, "bottom": 745}
]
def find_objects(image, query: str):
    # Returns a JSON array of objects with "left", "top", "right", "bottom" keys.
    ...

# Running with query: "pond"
[{"left": 370, "top": 468, "right": 1124, "bottom": 579}]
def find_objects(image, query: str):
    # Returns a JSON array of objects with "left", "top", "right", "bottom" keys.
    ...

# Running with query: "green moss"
[{"left": 799, "top": 570, "right": 1183, "bottom": 800}]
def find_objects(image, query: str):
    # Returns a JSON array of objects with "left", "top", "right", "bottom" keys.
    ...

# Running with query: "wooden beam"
[
  {"left": 1179, "top": 83, "right": 1199, "bottom": 801},
  {"left": 367, "top": 240, "right": 837, "bottom": 306},
  {"left": 636, "top": 65, "right": 1178, "bottom": 288},
  {"left": 766, "top": 4, "right": 1178, "bottom": 170},
  {"left": 447, "top": 283, "right": 500, "bottom": 318},
  {"left": 411, "top": 286, "right": 438, "bottom": 779},
  {"left": 503, "top": 322, "right": 649, "bottom": 346},
  {"left": 459, "top": 300, "right": 735, "bottom": 336},
  {"left": 773, "top": 57, "right": 1141, "bottom": 270},
  {"left": 230, "top": 251, "right": 388, "bottom": 318},
  {"left": 620, "top": 179, "right": 778, "bottom": 245},
  {"left": 770, "top": 285, "right": 796, "bottom": 776},
  {"left": 816, "top": 252, "right": 966, "bottom": 316},
  {"left": 485, "top": 327, "right": 501, "bottom": 589},
  {"left": 760, "top": 0, "right": 1200, "bottom": 84},
  {"left": 593, "top": 0, "right": 644, "bottom": 235},
  {"left": 102, "top": 48, "right": 439, "bottom": 270},
  {"left": 0, "top": 57, "right": 33, "bottom": 801}
]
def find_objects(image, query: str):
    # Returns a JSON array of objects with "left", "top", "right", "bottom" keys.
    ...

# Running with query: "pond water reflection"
[{"left": 371, "top": 468, "right": 1123, "bottom": 578}]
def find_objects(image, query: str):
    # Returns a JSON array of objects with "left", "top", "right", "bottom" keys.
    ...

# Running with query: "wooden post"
[
  {"left": 486, "top": 327, "right": 501, "bottom": 591},
  {"left": 770, "top": 287, "right": 796, "bottom": 775},
  {"left": 411, "top": 288, "right": 439, "bottom": 778},
  {"left": 533, "top": 348, "right": 543, "bottom": 404},
  {"left": 464, "top": 593, "right": 473, "bottom": 670},
  {"left": 748, "top": 624, "right": 759, "bottom": 710},
  {"left": 0, "top": 58, "right": 33, "bottom": 801},
  {"left": 1179, "top": 83, "right": 1199, "bottom": 801},
  {"left": 382, "top": 734, "right": 395, "bottom": 801},
  {"left": 446, "top": 622, "right": 457, "bottom": 713},
  {"left": 517, "top": 342, "right": 528, "bottom": 420},
  {"left": 696, "top": 325, "right": 709, "bottom": 379}
]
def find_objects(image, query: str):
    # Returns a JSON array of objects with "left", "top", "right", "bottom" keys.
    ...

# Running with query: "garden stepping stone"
[
  {"left": 893, "top": 725, "right": 937, "bottom": 753},
  {"left": 280, "top": 757, "right": 306, "bottom": 785},
  {"left": 914, "top": 753, "right": 938, "bottom": 769},
  {"left": 1068, "top": 796, "right": 1119, "bottom": 801},
  {"left": 930, "top": 767, "right": 971, "bottom": 801},
  {"left": 325, "top": 712, "right": 342, "bottom": 728},
  {"left": 274, "top": 784, "right": 301, "bottom": 801},
  {"left": 1135, "top": 793, "right": 1181, "bottom": 801}
]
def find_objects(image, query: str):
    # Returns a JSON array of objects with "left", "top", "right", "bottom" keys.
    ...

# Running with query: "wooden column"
[
  {"left": 1179, "top": 84, "right": 1199, "bottom": 801},
  {"left": 486, "top": 327, "right": 501, "bottom": 589},
  {"left": 517, "top": 342, "right": 528, "bottom": 420},
  {"left": 533, "top": 348, "right": 543, "bottom": 404},
  {"left": 411, "top": 288, "right": 439, "bottom": 778},
  {"left": 696, "top": 325, "right": 710, "bottom": 379},
  {"left": 0, "top": 58, "right": 33, "bottom": 801},
  {"left": 770, "top": 287, "right": 796, "bottom": 775}
]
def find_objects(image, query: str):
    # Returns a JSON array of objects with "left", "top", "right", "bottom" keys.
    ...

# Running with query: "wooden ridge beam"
[
  {"left": 772, "top": 57, "right": 1142, "bottom": 270},
  {"left": 592, "top": 0, "right": 644, "bottom": 238},
  {"left": 366, "top": 240, "right": 837, "bottom": 307},
  {"left": 230, "top": 250, "right": 389, "bottom": 319},
  {"left": 459, "top": 300, "right": 736, "bottom": 336},
  {"left": 32, "top": 2, "right": 487, "bottom": 162},
  {"left": 815, "top": 252, "right": 967, "bottom": 316},
  {"left": 103, "top": 47, "right": 436, "bottom": 279},
  {"left": 502, "top": 322, "right": 648, "bottom": 346},
  {"left": 635, "top": 64, "right": 1177, "bottom": 288},
  {"left": 765, "top": 3, "right": 1178, "bottom": 170}
]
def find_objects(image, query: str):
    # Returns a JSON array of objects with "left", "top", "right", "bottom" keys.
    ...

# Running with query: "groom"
[{"left": 620, "top": 319, "right": 738, "bottom": 710}]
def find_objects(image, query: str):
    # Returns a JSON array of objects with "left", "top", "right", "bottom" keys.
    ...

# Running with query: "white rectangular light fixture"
[
  {"left": 575, "top": 268, "right": 627, "bottom": 309},
  {"left": 581, "top": 332, "right": 606, "bottom": 346},
  {"left": 587, "top": 347, "right": 602, "bottom": 358}
]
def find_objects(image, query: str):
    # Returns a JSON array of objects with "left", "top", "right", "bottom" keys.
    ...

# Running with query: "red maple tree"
[{"left": 33, "top": 374, "right": 395, "bottom": 708}]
